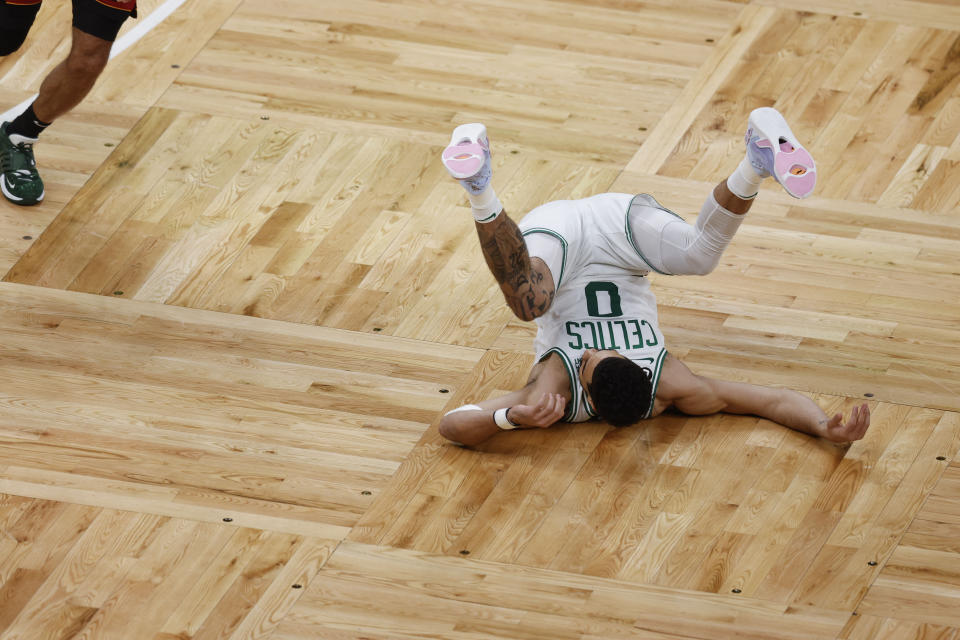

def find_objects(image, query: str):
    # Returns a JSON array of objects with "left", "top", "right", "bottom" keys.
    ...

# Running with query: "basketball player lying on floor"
[{"left": 437, "top": 108, "right": 870, "bottom": 447}]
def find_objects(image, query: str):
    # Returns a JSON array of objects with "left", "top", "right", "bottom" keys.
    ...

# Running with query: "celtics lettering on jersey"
[
  {"left": 565, "top": 282, "right": 660, "bottom": 351},
  {"left": 566, "top": 316, "right": 659, "bottom": 350},
  {"left": 567, "top": 282, "right": 659, "bottom": 365},
  {"left": 533, "top": 277, "right": 668, "bottom": 423}
]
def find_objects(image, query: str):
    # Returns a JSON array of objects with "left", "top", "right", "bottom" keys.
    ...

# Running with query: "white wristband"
[{"left": 493, "top": 407, "right": 519, "bottom": 430}]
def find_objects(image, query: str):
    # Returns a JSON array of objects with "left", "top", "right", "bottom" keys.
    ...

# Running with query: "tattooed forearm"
[
  {"left": 475, "top": 213, "right": 555, "bottom": 321},
  {"left": 477, "top": 217, "right": 526, "bottom": 282}
]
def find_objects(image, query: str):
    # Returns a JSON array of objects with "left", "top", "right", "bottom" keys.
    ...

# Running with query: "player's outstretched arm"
[{"left": 658, "top": 356, "right": 870, "bottom": 443}]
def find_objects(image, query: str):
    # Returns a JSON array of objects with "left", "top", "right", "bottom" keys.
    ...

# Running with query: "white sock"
[
  {"left": 469, "top": 186, "right": 503, "bottom": 223},
  {"left": 726, "top": 156, "right": 765, "bottom": 200}
]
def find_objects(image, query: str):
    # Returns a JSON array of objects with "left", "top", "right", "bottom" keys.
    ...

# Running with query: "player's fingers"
[
  {"left": 845, "top": 407, "right": 860, "bottom": 440},
  {"left": 533, "top": 395, "right": 551, "bottom": 419},
  {"left": 855, "top": 404, "right": 870, "bottom": 439},
  {"left": 536, "top": 393, "right": 555, "bottom": 417},
  {"left": 549, "top": 393, "right": 565, "bottom": 417},
  {"left": 533, "top": 394, "right": 564, "bottom": 428},
  {"left": 544, "top": 393, "right": 556, "bottom": 413},
  {"left": 846, "top": 405, "right": 867, "bottom": 441},
  {"left": 534, "top": 394, "right": 560, "bottom": 422}
]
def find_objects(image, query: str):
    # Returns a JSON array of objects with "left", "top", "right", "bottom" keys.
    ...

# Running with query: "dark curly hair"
[{"left": 588, "top": 357, "right": 653, "bottom": 427}]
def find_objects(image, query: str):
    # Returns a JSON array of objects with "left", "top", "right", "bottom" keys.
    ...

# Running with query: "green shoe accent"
[{"left": 0, "top": 121, "right": 45, "bottom": 206}]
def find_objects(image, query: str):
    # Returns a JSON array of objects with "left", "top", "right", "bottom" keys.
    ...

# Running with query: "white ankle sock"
[
  {"left": 469, "top": 186, "right": 503, "bottom": 223},
  {"left": 726, "top": 156, "right": 765, "bottom": 200}
]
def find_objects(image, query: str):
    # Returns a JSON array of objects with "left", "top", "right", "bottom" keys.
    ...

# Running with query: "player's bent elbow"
[
  {"left": 512, "top": 306, "right": 539, "bottom": 322},
  {"left": 438, "top": 416, "right": 476, "bottom": 446},
  {"left": 505, "top": 296, "right": 547, "bottom": 322},
  {"left": 438, "top": 416, "right": 459, "bottom": 442}
]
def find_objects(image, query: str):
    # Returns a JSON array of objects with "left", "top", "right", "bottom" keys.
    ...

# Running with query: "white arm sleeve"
[{"left": 629, "top": 193, "right": 745, "bottom": 276}]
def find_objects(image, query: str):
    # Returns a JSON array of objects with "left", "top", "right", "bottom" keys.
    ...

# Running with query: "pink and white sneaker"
[
  {"left": 441, "top": 123, "right": 492, "bottom": 195},
  {"left": 745, "top": 107, "right": 816, "bottom": 199}
]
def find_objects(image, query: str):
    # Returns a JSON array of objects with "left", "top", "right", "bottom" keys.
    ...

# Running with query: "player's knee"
[
  {"left": 66, "top": 50, "right": 109, "bottom": 77},
  {"left": 663, "top": 253, "right": 719, "bottom": 276},
  {"left": 65, "top": 32, "right": 112, "bottom": 77},
  {"left": 687, "top": 254, "right": 721, "bottom": 275}
]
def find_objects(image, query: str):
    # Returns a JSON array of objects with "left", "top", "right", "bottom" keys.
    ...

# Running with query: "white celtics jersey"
[{"left": 520, "top": 193, "right": 671, "bottom": 423}]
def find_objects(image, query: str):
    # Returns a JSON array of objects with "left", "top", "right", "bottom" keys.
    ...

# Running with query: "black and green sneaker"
[{"left": 0, "top": 121, "right": 44, "bottom": 206}]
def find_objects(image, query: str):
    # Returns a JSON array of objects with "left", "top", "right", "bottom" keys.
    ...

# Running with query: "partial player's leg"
[
  {"left": 30, "top": 28, "right": 112, "bottom": 125},
  {"left": 33, "top": 0, "right": 135, "bottom": 123},
  {"left": 629, "top": 107, "right": 815, "bottom": 275},
  {"left": 1, "top": 0, "right": 135, "bottom": 205},
  {"left": 0, "top": 26, "right": 111, "bottom": 206},
  {"left": 442, "top": 123, "right": 555, "bottom": 321}
]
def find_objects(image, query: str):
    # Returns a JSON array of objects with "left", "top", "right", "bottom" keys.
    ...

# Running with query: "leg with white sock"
[
  {"left": 629, "top": 146, "right": 764, "bottom": 276},
  {"left": 628, "top": 106, "right": 816, "bottom": 276},
  {"left": 442, "top": 123, "right": 555, "bottom": 321},
  {"left": 628, "top": 180, "right": 751, "bottom": 277}
]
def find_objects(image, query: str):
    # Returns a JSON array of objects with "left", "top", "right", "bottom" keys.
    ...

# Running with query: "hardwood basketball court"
[{"left": 1, "top": 1, "right": 959, "bottom": 638}]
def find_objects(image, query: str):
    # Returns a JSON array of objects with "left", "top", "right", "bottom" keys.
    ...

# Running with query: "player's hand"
[
  {"left": 822, "top": 403, "right": 871, "bottom": 443},
  {"left": 508, "top": 393, "right": 567, "bottom": 429}
]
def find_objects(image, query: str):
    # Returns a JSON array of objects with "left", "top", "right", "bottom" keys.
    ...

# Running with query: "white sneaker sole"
[
  {"left": 747, "top": 107, "right": 816, "bottom": 199},
  {"left": 442, "top": 123, "right": 489, "bottom": 179}
]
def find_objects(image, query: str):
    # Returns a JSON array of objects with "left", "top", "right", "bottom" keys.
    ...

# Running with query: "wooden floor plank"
[
  {"left": 857, "top": 461, "right": 960, "bottom": 629},
  {"left": 839, "top": 614, "right": 959, "bottom": 640},
  {"left": 0, "top": 496, "right": 339, "bottom": 640},
  {"left": 275, "top": 541, "right": 849, "bottom": 640},
  {"left": 754, "top": 0, "right": 960, "bottom": 31},
  {"left": 858, "top": 544, "right": 960, "bottom": 628},
  {"left": 0, "top": 282, "right": 480, "bottom": 540}
]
